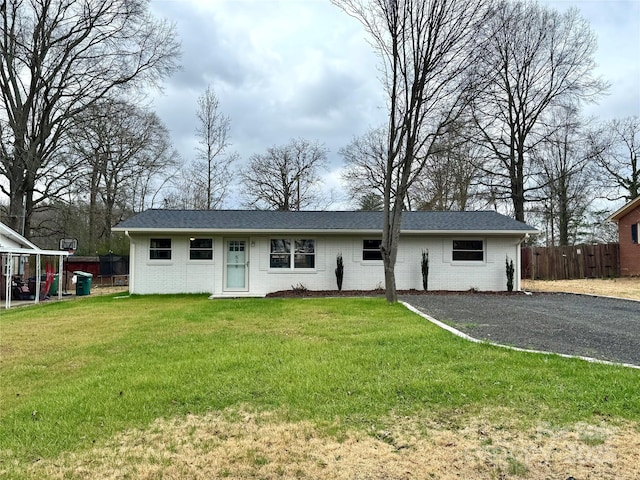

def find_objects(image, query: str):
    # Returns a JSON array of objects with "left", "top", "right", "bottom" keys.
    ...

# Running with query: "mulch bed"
[{"left": 265, "top": 289, "right": 525, "bottom": 298}]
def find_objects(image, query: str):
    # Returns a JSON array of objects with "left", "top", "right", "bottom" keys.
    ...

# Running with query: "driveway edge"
[
  {"left": 400, "top": 301, "right": 640, "bottom": 370},
  {"left": 523, "top": 289, "right": 640, "bottom": 303}
]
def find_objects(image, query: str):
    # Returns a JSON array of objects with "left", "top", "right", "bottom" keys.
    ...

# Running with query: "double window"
[
  {"left": 452, "top": 240, "right": 484, "bottom": 261},
  {"left": 270, "top": 239, "right": 315, "bottom": 269},
  {"left": 150, "top": 238, "right": 214, "bottom": 260},
  {"left": 150, "top": 238, "right": 172, "bottom": 260},
  {"left": 190, "top": 238, "right": 213, "bottom": 260},
  {"left": 362, "top": 239, "right": 383, "bottom": 261}
]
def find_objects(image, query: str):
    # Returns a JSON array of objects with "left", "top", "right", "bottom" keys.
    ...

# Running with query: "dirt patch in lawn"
[
  {"left": 27, "top": 409, "right": 640, "bottom": 480},
  {"left": 90, "top": 285, "right": 129, "bottom": 296},
  {"left": 522, "top": 277, "right": 640, "bottom": 301}
]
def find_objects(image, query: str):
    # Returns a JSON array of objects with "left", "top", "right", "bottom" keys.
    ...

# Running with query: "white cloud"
[
  {"left": 149, "top": 0, "right": 385, "bottom": 176},
  {"left": 148, "top": 0, "right": 639, "bottom": 208},
  {"left": 544, "top": 0, "right": 640, "bottom": 119}
]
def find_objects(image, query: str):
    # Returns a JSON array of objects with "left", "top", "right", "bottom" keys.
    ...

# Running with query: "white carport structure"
[{"left": 1, "top": 222, "right": 69, "bottom": 309}]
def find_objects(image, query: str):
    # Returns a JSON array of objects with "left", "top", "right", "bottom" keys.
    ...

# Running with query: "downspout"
[
  {"left": 515, "top": 234, "right": 529, "bottom": 291},
  {"left": 124, "top": 230, "right": 134, "bottom": 294}
]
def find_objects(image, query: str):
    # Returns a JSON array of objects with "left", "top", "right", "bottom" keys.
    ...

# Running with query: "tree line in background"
[
  {"left": 0, "top": 0, "right": 180, "bottom": 254},
  {"left": 0, "top": 0, "right": 638, "bottom": 269}
]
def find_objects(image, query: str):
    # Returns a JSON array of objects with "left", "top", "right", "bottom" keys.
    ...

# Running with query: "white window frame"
[{"left": 269, "top": 238, "right": 316, "bottom": 270}]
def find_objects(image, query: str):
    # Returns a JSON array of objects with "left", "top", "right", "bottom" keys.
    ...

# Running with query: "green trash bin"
[
  {"left": 32, "top": 274, "right": 59, "bottom": 296},
  {"left": 50, "top": 274, "right": 59, "bottom": 296},
  {"left": 74, "top": 271, "right": 93, "bottom": 296}
]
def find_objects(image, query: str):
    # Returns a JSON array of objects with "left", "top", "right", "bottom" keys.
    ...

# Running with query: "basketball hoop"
[
  {"left": 59, "top": 238, "right": 78, "bottom": 253},
  {"left": 58, "top": 239, "right": 78, "bottom": 295}
]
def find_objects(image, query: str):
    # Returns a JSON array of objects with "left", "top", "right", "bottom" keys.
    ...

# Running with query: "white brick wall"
[
  {"left": 128, "top": 233, "right": 523, "bottom": 295},
  {"left": 130, "top": 235, "right": 215, "bottom": 294}
]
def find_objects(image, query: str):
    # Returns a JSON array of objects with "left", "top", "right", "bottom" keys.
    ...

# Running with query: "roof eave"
[
  {"left": 0, "top": 247, "right": 70, "bottom": 256},
  {"left": 607, "top": 196, "right": 640, "bottom": 222},
  {"left": 401, "top": 229, "right": 538, "bottom": 235},
  {"left": 0, "top": 222, "right": 41, "bottom": 250},
  {"left": 113, "top": 227, "right": 539, "bottom": 236}
]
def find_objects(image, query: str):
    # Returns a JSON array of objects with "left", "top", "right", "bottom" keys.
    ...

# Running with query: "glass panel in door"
[{"left": 226, "top": 240, "right": 247, "bottom": 289}]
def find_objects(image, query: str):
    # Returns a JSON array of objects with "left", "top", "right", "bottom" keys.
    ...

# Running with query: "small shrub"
[
  {"left": 291, "top": 283, "right": 308, "bottom": 294},
  {"left": 335, "top": 253, "right": 344, "bottom": 291},
  {"left": 421, "top": 249, "right": 429, "bottom": 290},
  {"left": 506, "top": 256, "right": 515, "bottom": 292}
]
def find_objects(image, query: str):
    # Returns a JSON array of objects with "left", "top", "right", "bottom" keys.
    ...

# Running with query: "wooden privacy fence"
[{"left": 521, "top": 244, "right": 619, "bottom": 280}]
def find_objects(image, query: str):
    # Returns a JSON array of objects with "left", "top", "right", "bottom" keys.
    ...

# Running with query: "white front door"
[{"left": 225, "top": 239, "right": 248, "bottom": 290}]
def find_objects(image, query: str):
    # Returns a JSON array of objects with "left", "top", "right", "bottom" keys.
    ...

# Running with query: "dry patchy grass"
[
  {"left": 8, "top": 290, "right": 637, "bottom": 479},
  {"left": 26, "top": 408, "right": 639, "bottom": 480},
  {"left": 90, "top": 285, "right": 129, "bottom": 296},
  {"left": 522, "top": 277, "right": 640, "bottom": 301}
]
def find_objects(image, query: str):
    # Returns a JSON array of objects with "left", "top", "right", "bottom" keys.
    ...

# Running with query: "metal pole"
[
  {"left": 35, "top": 254, "right": 41, "bottom": 304},
  {"left": 4, "top": 253, "right": 12, "bottom": 309},
  {"left": 58, "top": 255, "right": 64, "bottom": 300}
]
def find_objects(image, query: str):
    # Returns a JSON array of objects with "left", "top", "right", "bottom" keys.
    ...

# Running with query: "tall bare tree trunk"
[{"left": 333, "top": 0, "right": 491, "bottom": 302}]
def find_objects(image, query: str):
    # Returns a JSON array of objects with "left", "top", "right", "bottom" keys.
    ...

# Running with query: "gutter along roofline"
[{"left": 112, "top": 227, "right": 539, "bottom": 236}]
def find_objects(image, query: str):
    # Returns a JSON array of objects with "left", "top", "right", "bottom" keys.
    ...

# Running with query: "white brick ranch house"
[{"left": 112, "top": 210, "right": 537, "bottom": 296}]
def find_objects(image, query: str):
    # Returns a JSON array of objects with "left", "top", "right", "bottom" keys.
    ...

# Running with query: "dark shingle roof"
[{"left": 113, "top": 210, "right": 537, "bottom": 234}]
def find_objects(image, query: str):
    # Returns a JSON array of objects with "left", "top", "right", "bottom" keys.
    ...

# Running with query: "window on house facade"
[
  {"left": 189, "top": 238, "right": 213, "bottom": 260},
  {"left": 362, "top": 239, "right": 383, "bottom": 261},
  {"left": 632, "top": 223, "right": 638, "bottom": 244},
  {"left": 150, "top": 238, "right": 172, "bottom": 260},
  {"left": 270, "top": 239, "right": 315, "bottom": 269},
  {"left": 452, "top": 240, "right": 484, "bottom": 261}
]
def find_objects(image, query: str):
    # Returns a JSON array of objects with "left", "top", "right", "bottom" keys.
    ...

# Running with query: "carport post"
[
  {"left": 4, "top": 253, "right": 12, "bottom": 309},
  {"left": 58, "top": 255, "right": 64, "bottom": 300},
  {"left": 35, "top": 254, "right": 41, "bottom": 304}
]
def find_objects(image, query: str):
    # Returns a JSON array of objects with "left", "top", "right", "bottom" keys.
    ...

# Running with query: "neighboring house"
[
  {"left": 608, "top": 197, "right": 640, "bottom": 276},
  {"left": 1, "top": 222, "right": 69, "bottom": 308},
  {"left": 112, "top": 210, "right": 537, "bottom": 297}
]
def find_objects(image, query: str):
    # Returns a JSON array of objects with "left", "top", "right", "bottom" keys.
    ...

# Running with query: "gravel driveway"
[{"left": 401, "top": 292, "right": 640, "bottom": 367}]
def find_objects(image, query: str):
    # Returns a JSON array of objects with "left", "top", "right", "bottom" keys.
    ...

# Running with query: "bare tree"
[
  {"left": 341, "top": 121, "right": 483, "bottom": 212},
  {"left": 333, "top": 0, "right": 492, "bottom": 302},
  {"left": 70, "top": 100, "right": 177, "bottom": 251},
  {"left": 411, "top": 119, "right": 484, "bottom": 211},
  {"left": 589, "top": 116, "right": 640, "bottom": 202},
  {"left": 163, "top": 87, "right": 238, "bottom": 210},
  {"left": 340, "top": 126, "right": 391, "bottom": 207},
  {"left": 240, "top": 138, "right": 328, "bottom": 211},
  {"left": 0, "top": 0, "right": 179, "bottom": 237},
  {"left": 358, "top": 192, "right": 384, "bottom": 211},
  {"left": 473, "top": 0, "right": 607, "bottom": 222},
  {"left": 194, "top": 85, "right": 237, "bottom": 209},
  {"left": 530, "top": 106, "right": 593, "bottom": 246}
]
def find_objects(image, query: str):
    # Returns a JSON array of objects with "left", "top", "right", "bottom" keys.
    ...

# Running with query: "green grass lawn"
[{"left": 1, "top": 294, "right": 638, "bottom": 476}]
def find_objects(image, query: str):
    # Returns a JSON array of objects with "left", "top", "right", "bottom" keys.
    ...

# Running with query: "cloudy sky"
[{"left": 148, "top": 0, "right": 640, "bottom": 209}]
